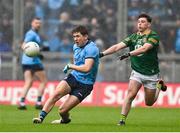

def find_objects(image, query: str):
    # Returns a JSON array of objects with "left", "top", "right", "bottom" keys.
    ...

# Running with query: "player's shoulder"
[
  {"left": 84, "top": 41, "right": 99, "bottom": 54},
  {"left": 87, "top": 40, "right": 99, "bottom": 50},
  {"left": 88, "top": 40, "right": 97, "bottom": 47},
  {"left": 128, "top": 33, "right": 137, "bottom": 38},
  {"left": 149, "top": 30, "right": 160, "bottom": 39},
  {"left": 149, "top": 30, "right": 159, "bottom": 36},
  {"left": 26, "top": 29, "right": 36, "bottom": 36}
]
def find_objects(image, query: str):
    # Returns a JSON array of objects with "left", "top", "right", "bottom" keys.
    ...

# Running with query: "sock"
[
  {"left": 156, "top": 81, "right": 162, "bottom": 90},
  {"left": 20, "top": 97, "right": 25, "bottom": 102},
  {"left": 120, "top": 114, "right": 126, "bottom": 122},
  {"left": 39, "top": 110, "right": 47, "bottom": 121},
  {"left": 37, "top": 96, "right": 42, "bottom": 102},
  {"left": 19, "top": 97, "right": 25, "bottom": 106},
  {"left": 36, "top": 96, "right": 42, "bottom": 105},
  {"left": 59, "top": 112, "right": 70, "bottom": 121}
]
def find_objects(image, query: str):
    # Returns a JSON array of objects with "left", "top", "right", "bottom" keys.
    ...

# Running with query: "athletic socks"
[
  {"left": 20, "top": 97, "right": 25, "bottom": 102},
  {"left": 39, "top": 110, "right": 47, "bottom": 121},
  {"left": 36, "top": 96, "right": 42, "bottom": 104},
  {"left": 120, "top": 114, "right": 126, "bottom": 122},
  {"left": 19, "top": 97, "right": 26, "bottom": 106},
  {"left": 37, "top": 96, "right": 42, "bottom": 102}
]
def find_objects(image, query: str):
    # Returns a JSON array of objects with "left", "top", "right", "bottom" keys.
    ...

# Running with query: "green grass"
[{"left": 0, "top": 105, "right": 179, "bottom": 132}]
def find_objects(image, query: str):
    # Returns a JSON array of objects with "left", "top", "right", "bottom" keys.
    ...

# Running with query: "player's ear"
[
  {"left": 84, "top": 34, "right": 88, "bottom": 40},
  {"left": 148, "top": 22, "right": 151, "bottom": 28}
]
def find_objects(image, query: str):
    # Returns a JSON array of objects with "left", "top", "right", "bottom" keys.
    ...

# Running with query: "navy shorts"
[
  {"left": 64, "top": 74, "right": 93, "bottom": 102},
  {"left": 22, "top": 64, "right": 44, "bottom": 74}
]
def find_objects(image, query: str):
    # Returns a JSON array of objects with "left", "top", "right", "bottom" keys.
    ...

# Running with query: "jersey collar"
[
  {"left": 79, "top": 40, "right": 91, "bottom": 48},
  {"left": 137, "top": 29, "right": 151, "bottom": 36}
]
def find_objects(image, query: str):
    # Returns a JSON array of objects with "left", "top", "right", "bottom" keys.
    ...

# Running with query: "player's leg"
[
  {"left": 51, "top": 95, "right": 80, "bottom": 124},
  {"left": 144, "top": 78, "right": 167, "bottom": 106},
  {"left": 34, "top": 70, "right": 47, "bottom": 109},
  {"left": 118, "top": 79, "right": 142, "bottom": 125},
  {"left": 51, "top": 77, "right": 93, "bottom": 124},
  {"left": 33, "top": 80, "right": 71, "bottom": 123},
  {"left": 18, "top": 70, "right": 33, "bottom": 110},
  {"left": 144, "top": 87, "right": 157, "bottom": 106}
]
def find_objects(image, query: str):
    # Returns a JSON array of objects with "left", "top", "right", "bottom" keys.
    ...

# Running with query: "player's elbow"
[
  {"left": 141, "top": 44, "right": 152, "bottom": 53},
  {"left": 83, "top": 67, "right": 91, "bottom": 72},
  {"left": 139, "top": 47, "right": 148, "bottom": 54}
]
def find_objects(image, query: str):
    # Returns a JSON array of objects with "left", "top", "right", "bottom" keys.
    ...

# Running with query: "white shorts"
[{"left": 130, "top": 70, "right": 161, "bottom": 89}]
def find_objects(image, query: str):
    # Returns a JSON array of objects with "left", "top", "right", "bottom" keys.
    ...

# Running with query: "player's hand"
[
  {"left": 99, "top": 52, "right": 104, "bottom": 58},
  {"left": 38, "top": 53, "right": 44, "bottom": 60},
  {"left": 118, "top": 52, "right": 131, "bottom": 60},
  {"left": 63, "top": 64, "right": 71, "bottom": 74}
]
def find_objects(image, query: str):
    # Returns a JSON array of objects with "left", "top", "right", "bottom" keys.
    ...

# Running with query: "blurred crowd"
[
  {"left": 0, "top": 0, "right": 180, "bottom": 54},
  {"left": 127, "top": 0, "right": 180, "bottom": 53},
  {"left": 0, "top": 0, "right": 13, "bottom": 52}
]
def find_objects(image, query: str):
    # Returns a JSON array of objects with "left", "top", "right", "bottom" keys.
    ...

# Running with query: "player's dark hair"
[
  {"left": 32, "top": 17, "right": 41, "bottom": 22},
  {"left": 72, "top": 25, "right": 88, "bottom": 36},
  {"left": 138, "top": 13, "right": 152, "bottom": 23}
]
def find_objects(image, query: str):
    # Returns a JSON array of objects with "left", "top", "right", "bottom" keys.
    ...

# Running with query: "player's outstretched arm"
[
  {"left": 118, "top": 43, "right": 153, "bottom": 60},
  {"left": 63, "top": 59, "right": 94, "bottom": 74},
  {"left": 99, "top": 42, "right": 127, "bottom": 58}
]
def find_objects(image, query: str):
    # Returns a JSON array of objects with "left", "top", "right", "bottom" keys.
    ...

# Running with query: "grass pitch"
[{"left": 0, "top": 105, "right": 179, "bottom": 132}]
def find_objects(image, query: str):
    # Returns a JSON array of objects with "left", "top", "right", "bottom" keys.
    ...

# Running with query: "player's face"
[
  {"left": 31, "top": 19, "right": 42, "bottom": 30},
  {"left": 137, "top": 17, "right": 150, "bottom": 32},
  {"left": 72, "top": 32, "right": 88, "bottom": 47}
]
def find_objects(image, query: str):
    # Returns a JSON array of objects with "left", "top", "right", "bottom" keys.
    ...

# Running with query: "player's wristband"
[
  {"left": 99, "top": 52, "right": 104, "bottom": 58},
  {"left": 127, "top": 52, "right": 131, "bottom": 57}
]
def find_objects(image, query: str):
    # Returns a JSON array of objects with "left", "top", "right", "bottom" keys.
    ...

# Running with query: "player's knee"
[
  {"left": 50, "top": 92, "right": 60, "bottom": 103},
  {"left": 44, "top": 78, "right": 48, "bottom": 84},
  {"left": 24, "top": 82, "right": 33, "bottom": 90},
  {"left": 25, "top": 80, "right": 33, "bottom": 86},
  {"left": 41, "top": 79, "right": 47, "bottom": 86}
]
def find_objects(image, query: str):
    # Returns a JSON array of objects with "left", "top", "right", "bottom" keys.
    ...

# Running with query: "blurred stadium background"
[{"left": 0, "top": 0, "right": 180, "bottom": 82}]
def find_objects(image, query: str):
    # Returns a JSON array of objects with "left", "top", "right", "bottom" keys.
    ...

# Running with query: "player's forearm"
[
  {"left": 103, "top": 45, "right": 119, "bottom": 56},
  {"left": 129, "top": 48, "right": 145, "bottom": 56},
  {"left": 130, "top": 43, "right": 151, "bottom": 56},
  {"left": 69, "top": 64, "right": 91, "bottom": 73},
  {"left": 103, "top": 42, "right": 126, "bottom": 56}
]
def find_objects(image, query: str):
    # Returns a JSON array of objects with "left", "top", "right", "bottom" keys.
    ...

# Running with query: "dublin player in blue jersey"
[
  {"left": 33, "top": 25, "right": 99, "bottom": 124},
  {"left": 18, "top": 17, "right": 47, "bottom": 110}
]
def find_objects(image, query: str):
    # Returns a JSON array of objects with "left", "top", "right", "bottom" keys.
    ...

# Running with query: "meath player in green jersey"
[{"left": 99, "top": 13, "right": 167, "bottom": 125}]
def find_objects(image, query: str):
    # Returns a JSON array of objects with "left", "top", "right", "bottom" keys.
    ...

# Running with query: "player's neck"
[
  {"left": 32, "top": 28, "right": 39, "bottom": 33},
  {"left": 138, "top": 29, "right": 151, "bottom": 35},
  {"left": 79, "top": 40, "right": 89, "bottom": 48}
]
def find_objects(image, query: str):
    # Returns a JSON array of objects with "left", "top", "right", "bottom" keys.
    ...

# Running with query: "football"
[{"left": 24, "top": 42, "right": 40, "bottom": 57}]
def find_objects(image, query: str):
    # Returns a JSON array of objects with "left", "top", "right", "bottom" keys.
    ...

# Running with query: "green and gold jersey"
[{"left": 122, "top": 30, "right": 160, "bottom": 75}]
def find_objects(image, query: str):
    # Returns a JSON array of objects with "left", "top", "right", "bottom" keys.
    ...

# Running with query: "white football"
[{"left": 24, "top": 42, "right": 40, "bottom": 57}]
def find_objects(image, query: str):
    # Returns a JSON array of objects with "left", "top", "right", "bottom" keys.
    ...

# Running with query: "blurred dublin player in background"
[{"left": 18, "top": 17, "right": 47, "bottom": 110}]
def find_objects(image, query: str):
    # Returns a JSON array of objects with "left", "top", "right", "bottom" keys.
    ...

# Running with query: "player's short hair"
[
  {"left": 138, "top": 13, "right": 152, "bottom": 23},
  {"left": 72, "top": 25, "right": 88, "bottom": 36},
  {"left": 31, "top": 17, "right": 41, "bottom": 22}
]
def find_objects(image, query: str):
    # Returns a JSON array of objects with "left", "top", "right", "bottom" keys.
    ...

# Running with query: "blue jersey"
[
  {"left": 71, "top": 40, "right": 99, "bottom": 85},
  {"left": 21, "top": 29, "right": 42, "bottom": 65}
]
